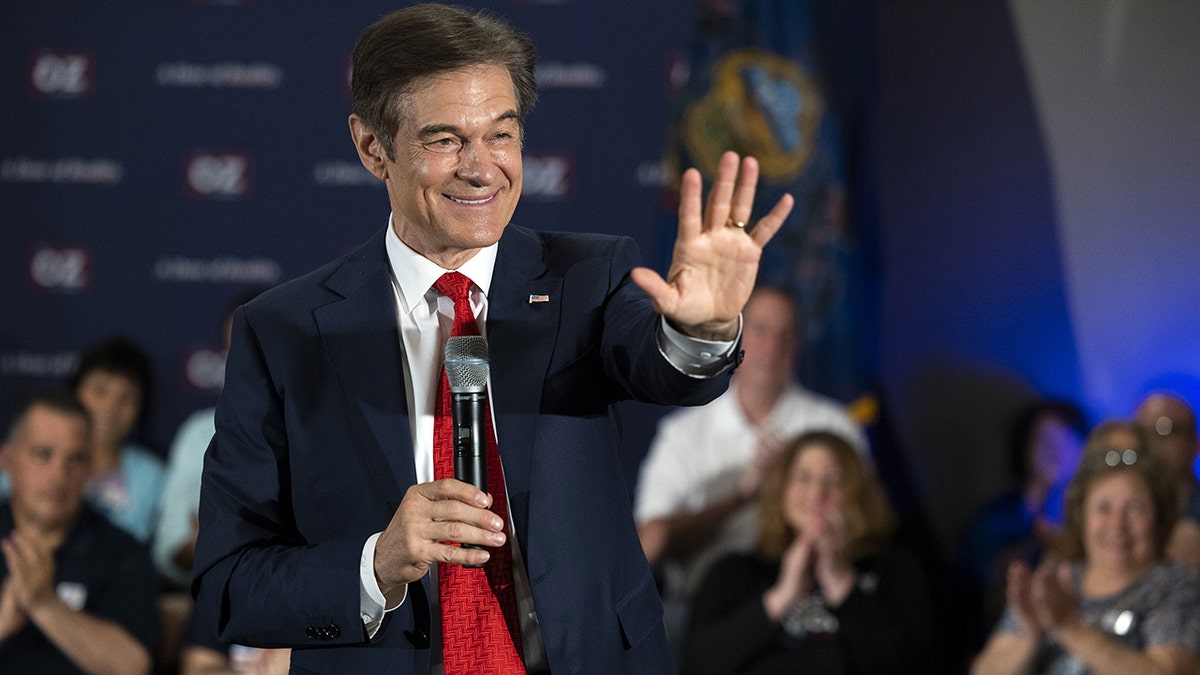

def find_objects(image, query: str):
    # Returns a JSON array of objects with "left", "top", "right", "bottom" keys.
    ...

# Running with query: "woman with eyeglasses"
[{"left": 972, "top": 420, "right": 1200, "bottom": 675}]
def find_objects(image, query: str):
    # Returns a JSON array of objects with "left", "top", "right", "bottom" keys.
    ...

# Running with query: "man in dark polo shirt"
[{"left": 0, "top": 389, "right": 159, "bottom": 674}]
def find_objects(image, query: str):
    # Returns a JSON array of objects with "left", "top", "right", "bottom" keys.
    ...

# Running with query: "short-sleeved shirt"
[
  {"left": 996, "top": 562, "right": 1200, "bottom": 674},
  {"left": 86, "top": 442, "right": 165, "bottom": 543},
  {"left": 0, "top": 502, "right": 161, "bottom": 673}
]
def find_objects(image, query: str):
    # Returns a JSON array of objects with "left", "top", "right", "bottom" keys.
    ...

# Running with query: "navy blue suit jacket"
[{"left": 194, "top": 225, "right": 732, "bottom": 673}]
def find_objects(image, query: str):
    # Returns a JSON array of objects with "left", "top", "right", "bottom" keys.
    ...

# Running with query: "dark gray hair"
[{"left": 351, "top": 3, "right": 538, "bottom": 160}]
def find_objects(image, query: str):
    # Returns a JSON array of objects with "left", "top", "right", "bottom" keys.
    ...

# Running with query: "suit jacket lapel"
[
  {"left": 313, "top": 229, "right": 414, "bottom": 513},
  {"left": 488, "top": 226, "right": 559, "bottom": 538},
  {"left": 305, "top": 226, "right": 556, "bottom": 530}
]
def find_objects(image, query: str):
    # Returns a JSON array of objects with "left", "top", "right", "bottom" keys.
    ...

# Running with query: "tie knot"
[
  {"left": 435, "top": 272, "right": 479, "bottom": 336},
  {"left": 434, "top": 271, "right": 473, "bottom": 303}
]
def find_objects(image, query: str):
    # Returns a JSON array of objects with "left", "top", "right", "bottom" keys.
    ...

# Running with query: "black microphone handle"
[{"left": 450, "top": 390, "right": 488, "bottom": 566}]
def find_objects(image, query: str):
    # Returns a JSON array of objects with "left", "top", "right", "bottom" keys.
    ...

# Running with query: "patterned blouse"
[{"left": 996, "top": 562, "right": 1200, "bottom": 675}]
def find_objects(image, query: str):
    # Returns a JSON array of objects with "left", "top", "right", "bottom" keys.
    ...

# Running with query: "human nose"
[
  {"left": 88, "top": 390, "right": 116, "bottom": 416},
  {"left": 456, "top": 144, "right": 495, "bottom": 184},
  {"left": 1117, "top": 510, "right": 1137, "bottom": 533},
  {"left": 812, "top": 482, "right": 832, "bottom": 505},
  {"left": 47, "top": 455, "right": 72, "bottom": 484}
]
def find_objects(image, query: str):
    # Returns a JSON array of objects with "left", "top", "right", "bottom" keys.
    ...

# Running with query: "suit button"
[
  {"left": 404, "top": 629, "right": 430, "bottom": 647},
  {"left": 327, "top": 624, "right": 341, "bottom": 639},
  {"left": 306, "top": 626, "right": 318, "bottom": 640}
]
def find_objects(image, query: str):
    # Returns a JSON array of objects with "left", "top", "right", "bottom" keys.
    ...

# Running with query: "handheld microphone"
[{"left": 443, "top": 335, "right": 490, "bottom": 564}]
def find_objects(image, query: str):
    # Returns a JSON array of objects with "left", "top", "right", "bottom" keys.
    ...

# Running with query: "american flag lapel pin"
[{"left": 528, "top": 294, "right": 550, "bottom": 304}]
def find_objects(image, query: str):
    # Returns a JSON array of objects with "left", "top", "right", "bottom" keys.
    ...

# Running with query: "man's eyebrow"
[
  {"left": 416, "top": 111, "right": 521, "bottom": 139},
  {"left": 417, "top": 123, "right": 461, "bottom": 139}
]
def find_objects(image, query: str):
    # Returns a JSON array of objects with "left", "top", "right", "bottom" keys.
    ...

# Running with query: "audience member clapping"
[
  {"left": 685, "top": 431, "right": 935, "bottom": 675},
  {"left": 635, "top": 285, "right": 868, "bottom": 655},
  {"left": 972, "top": 420, "right": 1200, "bottom": 675},
  {"left": 0, "top": 389, "right": 160, "bottom": 673}
]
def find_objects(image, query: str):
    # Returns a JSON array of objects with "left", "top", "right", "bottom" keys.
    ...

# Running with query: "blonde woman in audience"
[
  {"left": 685, "top": 431, "right": 936, "bottom": 674},
  {"left": 972, "top": 420, "right": 1200, "bottom": 675}
]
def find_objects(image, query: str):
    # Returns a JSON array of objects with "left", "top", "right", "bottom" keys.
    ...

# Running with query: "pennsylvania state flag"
[{"left": 663, "top": 0, "right": 875, "bottom": 409}]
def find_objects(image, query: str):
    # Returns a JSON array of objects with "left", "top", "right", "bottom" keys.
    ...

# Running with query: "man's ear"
[{"left": 348, "top": 114, "right": 389, "bottom": 180}]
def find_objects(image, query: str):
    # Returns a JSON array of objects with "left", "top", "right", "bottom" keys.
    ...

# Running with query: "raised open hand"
[{"left": 631, "top": 151, "right": 793, "bottom": 340}]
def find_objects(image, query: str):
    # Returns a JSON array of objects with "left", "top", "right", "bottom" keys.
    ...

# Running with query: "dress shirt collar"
[{"left": 384, "top": 215, "right": 499, "bottom": 315}]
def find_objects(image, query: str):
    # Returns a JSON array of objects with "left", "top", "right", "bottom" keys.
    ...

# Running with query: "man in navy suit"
[{"left": 193, "top": 4, "right": 793, "bottom": 673}]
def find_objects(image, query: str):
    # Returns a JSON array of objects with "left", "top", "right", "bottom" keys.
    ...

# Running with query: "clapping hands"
[
  {"left": 1006, "top": 560, "right": 1082, "bottom": 639},
  {"left": 764, "top": 505, "right": 855, "bottom": 620}
]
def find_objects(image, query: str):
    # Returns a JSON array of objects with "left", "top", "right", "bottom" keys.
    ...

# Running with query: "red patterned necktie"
[{"left": 433, "top": 272, "right": 526, "bottom": 674}]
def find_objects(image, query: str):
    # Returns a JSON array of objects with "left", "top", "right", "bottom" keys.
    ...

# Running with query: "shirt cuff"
[
  {"left": 360, "top": 532, "right": 406, "bottom": 638},
  {"left": 657, "top": 315, "right": 743, "bottom": 378}
]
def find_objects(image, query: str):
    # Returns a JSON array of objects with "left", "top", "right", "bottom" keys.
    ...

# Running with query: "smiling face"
[
  {"left": 1083, "top": 471, "right": 1156, "bottom": 576},
  {"left": 371, "top": 64, "right": 522, "bottom": 269},
  {"left": 782, "top": 444, "right": 845, "bottom": 535}
]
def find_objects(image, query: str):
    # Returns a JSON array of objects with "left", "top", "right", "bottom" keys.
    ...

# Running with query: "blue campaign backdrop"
[
  {"left": 1, "top": 1, "right": 710, "bottom": 456},
  {"left": 1, "top": 1, "right": 877, "bottom": 482}
]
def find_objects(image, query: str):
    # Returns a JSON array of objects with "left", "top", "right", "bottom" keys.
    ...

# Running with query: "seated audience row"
[
  {"left": 639, "top": 384, "right": 1200, "bottom": 674},
  {"left": 5, "top": 282, "right": 1198, "bottom": 674},
  {"left": 0, "top": 292, "right": 287, "bottom": 673},
  {"left": 972, "top": 419, "right": 1200, "bottom": 675}
]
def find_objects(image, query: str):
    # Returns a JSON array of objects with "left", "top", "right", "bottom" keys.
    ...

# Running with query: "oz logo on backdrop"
[
  {"left": 28, "top": 246, "right": 91, "bottom": 291},
  {"left": 29, "top": 52, "right": 93, "bottom": 98},
  {"left": 185, "top": 347, "right": 226, "bottom": 391},
  {"left": 185, "top": 151, "right": 254, "bottom": 199}
]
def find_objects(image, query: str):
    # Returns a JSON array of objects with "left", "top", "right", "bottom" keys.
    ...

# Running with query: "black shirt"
[{"left": 0, "top": 502, "right": 161, "bottom": 673}]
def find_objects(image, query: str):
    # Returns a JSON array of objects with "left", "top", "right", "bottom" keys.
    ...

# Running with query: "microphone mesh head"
[{"left": 444, "top": 335, "right": 489, "bottom": 393}]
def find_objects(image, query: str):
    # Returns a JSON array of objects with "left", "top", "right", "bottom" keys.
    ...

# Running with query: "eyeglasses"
[
  {"left": 1150, "top": 415, "right": 1196, "bottom": 438},
  {"left": 1104, "top": 448, "right": 1138, "bottom": 467}
]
